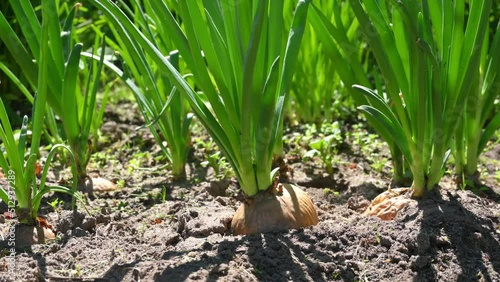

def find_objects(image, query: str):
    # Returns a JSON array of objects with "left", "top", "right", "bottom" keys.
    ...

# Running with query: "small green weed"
[
  {"left": 323, "top": 188, "right": 340, "bottom": 196},
  {"left": 48, "top": 198, "right": 63, "bottom": 212},
  {"left": 304, "top": 121, "right": 343, "bottom": 175}
]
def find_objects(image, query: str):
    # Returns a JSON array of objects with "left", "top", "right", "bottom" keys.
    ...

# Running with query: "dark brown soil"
[{"left": 1, "top": 100, "right": 499, "bottom": 282}]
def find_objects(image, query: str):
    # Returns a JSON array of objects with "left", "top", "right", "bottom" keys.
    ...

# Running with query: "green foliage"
[
  {"left": 289, "top": 0, "right": 367, "bottom": 125},
  {"left": 308, "top": 0, "right": 372, "bottom": 103},
  {"left": 286, "top": 0, "right": 341, "bottom": 124},
  {"left": 309, "top": 0, "right": 410, "bottom": 184},
  {"left": 0, "top": 0, "right": 108, "bottom": 182},
  {"left": 304, "top": 121, "right": 343, "bottom": 175},
  {"left": 0, "top": 6, "right": 81, "bottom": 222},
  {"left": 48, "top": 198, "right": 63, "bottom": 212},
  {"left": 0, "top": 1, "right": 32, "bottom": 127},
  {"left": 322, "top": 188, "right": 340, "bottom": 196},
  {"left": 453, "top": 19, "right": 500, "bottom": 181},
  {"left": 89, "top": 0, "right": 311, "bottom": 196},
  {"left": 88, "top": 0, "right": 193, "bottom": 180},
  {"left": 200, "top": 151, "right": 234, "bottom": 180},
  {"left": 347, "top": 124, "right": 392, "bottom": 174},
  {"left": 349, "top": 0, "right": 493, "bottom": 196}
]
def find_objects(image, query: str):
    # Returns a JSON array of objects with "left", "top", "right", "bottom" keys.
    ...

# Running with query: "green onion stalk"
[
  {"left": 348, "top": 0, "right": 492, "bottom": 197},
  {"left": 454, "top": 20, "right": 500, "bottom": 186},
  {"left": 0, "top": 0, "right": 83, "bottom": 234},
  {"left": 308, "top": 0, "right": 412, "bottom": 186},
  {"left": 285, "top": 0, "right": 339, "bottom": 124},
  {"left": 0, "top": 1, "right": 108, "bottom": 186},
  {"left": 287, "top": 0, "right": 361, "bottom": 125},
  {"left": 89, "top": 0, "right": 193, "bottom": 180},
  {"left": 90, "top": 0, "right": 318, "bottom": 234}
]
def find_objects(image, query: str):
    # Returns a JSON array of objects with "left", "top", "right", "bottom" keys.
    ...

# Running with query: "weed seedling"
[
  {"left": 323, "top": 188, "right": 340, "bottom": 196},
  {"left": 201, "top": 152, "right": 233, "bottom": 180},
  {"left": 201, "top": 152, "right": 223, "bottom": 176},
  {"left": 305, "top": 135, "right": 340, "bottom": 175},
  {"left": 116, "top": 180, "right": 126, "bottom": 189},
  {"left": 48, "top": 198, "right": 63, "bottom": 213},
  {"left": 161, "top": 186, "right": 168, "bottom": 203}
]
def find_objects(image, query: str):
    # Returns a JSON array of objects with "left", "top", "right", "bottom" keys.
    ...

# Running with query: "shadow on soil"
[
  {"left": 153, "top": 232, "right": 339, "bottom": 282},
  {"left": 413, "top": 190, "right": 500, "bottom": 282},
  {"left": 155, "top": 242, "right": 235, "bottom": 281},
  {"left": 100, "top": 260, "right": 141, "bottom": 281}
]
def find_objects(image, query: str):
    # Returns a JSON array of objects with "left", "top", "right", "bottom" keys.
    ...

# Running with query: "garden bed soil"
[{"left": 1, "top": 100, "right": 499, "bottom": 282}]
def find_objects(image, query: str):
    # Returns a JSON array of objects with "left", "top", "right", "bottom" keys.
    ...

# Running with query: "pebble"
[
  {"left": 435, "top": 235, "right": 451, "bottom": 247},
  {"left": 132, "top": 268, "right": 141, "bottom": 279},
  {"left": 214, "top": 196, "right": 227, "bottom": 206},
  {"left": 211, "top": 263, "right": 229, "bottom": 274},
  {"left": 202, "top": 241, "right": 212, "bottom": 250},
  {"left": 398, "top": 260, "right": 408, "bottom": 269},
  {"left": 380, "top": 236, "right": 392, "bottom": 248},
  {"left": 410, "top": 255, "right": 429, "bottom": 269},
  {"left": 472, "top": 232, "right": 482, "bottom": 240},
  {"left": 73, "top": 227, "right": 88, "bottom": 237},
  {"left": 81, "top": 217, "right": 96, "bottom": 231},
  {"left": 96, "top": 214, "right": 111, "bottom": 225}
]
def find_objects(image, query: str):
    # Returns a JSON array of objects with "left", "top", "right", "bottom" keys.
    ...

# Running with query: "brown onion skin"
[{"left": 231, "top": 183, "right": 318, "bottom": 235}]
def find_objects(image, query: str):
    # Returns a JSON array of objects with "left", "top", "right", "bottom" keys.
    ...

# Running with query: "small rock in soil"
[
  {"left": 416, "top": 232, "right": 431, "bottom": 253},
  {"left": 214, "top": 196, "right": 228, "bottom": 206},
  {"left": 347, "top": 195, "right": 371, "bottom": 212},
  {"left": 211, "top": 263, "right": 229, "bottom": 274},
  {"left": 183, "top": 204, "right": 233, "bottom": 237},
  {"left": 81, "top": 217, "right": 96, "bottom": 231},
  {"left": 379, "top": 235, "right": 392, "bottom": 248},
  {"left": 96, "top": 213, "right": 111, "bottom": 225},
  {"left": 206, "top": 179, "right": 231, "bottom": 197},
  {"left": 54, "top": 210, "right": 85, "bottom": 234},
  {"left": 65, "top": 227, "right": 89, "bottom": 237},
  {"left": 435, "top": 235, "right": 452, "bottom": 247},
  {"left": 410, "top": 255, "right": 429, "bottom": 270}
]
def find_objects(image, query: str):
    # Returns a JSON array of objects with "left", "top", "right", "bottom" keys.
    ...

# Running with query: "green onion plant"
[
  {"left": 90, "top": 0, "right": 319, "bottom": 234},
  {"left": 0, "top": 1, "right": 108, "bottom": 185},
  {"left": 89, "top": 0, "right": 193, "bottom": 180},
  {"left": 89, "top": 0, "right": 310, "bottom": 197},
  {"left": 348, "top": 0, "right": 492, "bottom": 196},
  {"left": 285, "top": 0, "right": 339, "bottom": 124},
  {"left": 453, "top": 21, "right": 500, "bottom": 185},
  {"left": 290, "top": 0, "right": 371, "bottom": 124},
  {"left": 0, "top": 0, "right": 81, "bottom": 226},
  {"left": 0, "top": 100, "right": 80, "bottom": 225},
  {"left": 308, "top": 0, "right": 372, "bottom": 105},
  {"left": 309, "top": 0, "right": 413, "bottom": 183}
]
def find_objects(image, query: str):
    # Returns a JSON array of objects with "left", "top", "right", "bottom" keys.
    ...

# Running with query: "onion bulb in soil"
[{"left": 231, "top": 183, "right": 318, "bottom": 235}]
